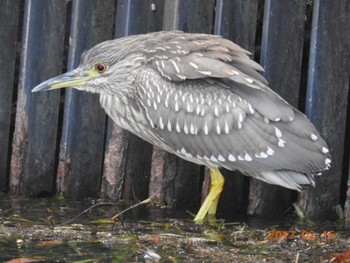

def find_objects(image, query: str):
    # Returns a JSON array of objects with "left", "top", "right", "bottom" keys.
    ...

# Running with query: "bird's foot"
[{"left": 193, "top": 167, "right": 225, "bottom": 223}]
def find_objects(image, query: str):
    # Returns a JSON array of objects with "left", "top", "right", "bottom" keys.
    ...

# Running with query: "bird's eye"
[{"left": 95, "top": 63, "right": 107, "bottom": 74}]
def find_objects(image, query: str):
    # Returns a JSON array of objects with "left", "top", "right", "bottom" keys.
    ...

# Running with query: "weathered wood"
[
  {"left": 248, "top": 0, "right": 307, "bottom": 216},
  {"left": 2, "top": 1, "right": 349, "bottom": 221},
  {"left": 215, "top": 0, "right": 258, "bottom": 52},
  {"left": 213, "top": 0, "right": 258, "bottom": 216},
  {"left": 101, "top": 0, "right": 164, "bottom": 201},
  {"left": 345, "top": 155, "right": 350, "bottom": 221},
  {"left": 0, "top": 0, "right": 20, "bottom": 192},
  {"left": 57, "top": 0, "right": 115, "bottom": 198},
  {"left": 9, "top": 0, "right": 66, "bottom": 196},
  {"left": 299, "top": 0, "right": 350, "bottom": 220},
  {"left": 149, "top": 0, "right": 215, "bottom": 210}
]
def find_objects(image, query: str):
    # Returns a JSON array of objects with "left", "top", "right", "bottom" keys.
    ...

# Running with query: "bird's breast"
[{"left": 99, "top": 94, "right": 159, "bottom": 140}]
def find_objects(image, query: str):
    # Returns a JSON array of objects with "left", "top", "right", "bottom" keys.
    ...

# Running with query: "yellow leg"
[{"left": 193, "top": 167, "right": 225, "bottom": 222}]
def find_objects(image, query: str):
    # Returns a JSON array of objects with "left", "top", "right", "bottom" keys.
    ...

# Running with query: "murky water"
[{"left": 0, "top": 194, "right": 349, "bottom": 262}]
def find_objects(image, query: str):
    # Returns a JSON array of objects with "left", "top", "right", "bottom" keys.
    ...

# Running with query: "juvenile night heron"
[{"left": 33, "top": 31, "right": 331, "bottom": 222}]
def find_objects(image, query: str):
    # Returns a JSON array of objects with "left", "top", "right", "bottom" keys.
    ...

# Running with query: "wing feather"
[{"left": 135, "top": 68, "right": 330, "bottom": 176}]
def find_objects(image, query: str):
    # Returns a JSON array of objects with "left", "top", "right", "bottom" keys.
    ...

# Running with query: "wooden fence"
[{"left": 1, "top": 0, "right": 349, "bottom": 221}]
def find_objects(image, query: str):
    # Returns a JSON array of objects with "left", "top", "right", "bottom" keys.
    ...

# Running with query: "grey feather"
[{"left": 74, "top": 31, "right": 331, "bottom": 190}]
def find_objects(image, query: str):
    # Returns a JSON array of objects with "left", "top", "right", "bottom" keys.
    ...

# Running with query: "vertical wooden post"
[
  {"left": 214, "top": 0, "right": 258, "bottom": 216},
  {"left": 248, "top": 0, "right": 308, "bottom": 216},
  {"left": 101, "top": 0, "right": 165, "bottom": 201},
  {"left": 148, "top": 0, "right": 215, "bottom": 211},
  {"left": 10, "top": 0, "right": 66, "bottom": 196},
  {"left": 0, "top": 0, "right": 20, "bottom": 192},
  {"left": 57, "top": 0, "right": 115, "bottom": 198},
  {"left": 300, "top": 0, "right": 350, "bottom": 219}
]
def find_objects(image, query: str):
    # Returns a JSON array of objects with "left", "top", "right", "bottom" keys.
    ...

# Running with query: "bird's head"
[{"left": 32, "top": 37, "right": 146, "bottom": 95}]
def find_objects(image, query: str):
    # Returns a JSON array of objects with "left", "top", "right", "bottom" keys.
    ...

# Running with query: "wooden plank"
[
  {"left": 299, "top": 0, "right": 350, "bottom": 219},
  {"left": 213, "top": 0, "right": 258, "bottom": 216},
  {"left": 0, "top": 0, "right": 20, "bottom": 192},
  {"left": 100, "top": 0, "right": 164, "bottom": 201},
  {"left": 149, "top": 0, "right": 215, "bottom": 211},
  {"left": 248, "top": 0, "right": 307, "bottom": 216},
  {"left": 9, "top": 0, "right": 66, "bottom": 196},
  {"left": 345, "top": 154, "right": 350, "bottom": 221},
  {"left": 57, "top": 0, "right": 115, "bottom": 198},
  {"left": 215, "top": 0, "right": 258, "bottom": 52}
]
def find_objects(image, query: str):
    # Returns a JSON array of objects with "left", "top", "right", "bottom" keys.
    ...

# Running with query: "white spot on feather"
[
  {"left": 204, "top": 123, "right": 209, "bottom": 135},
  {"left": 170, "top": 60, "right": 180, "bottom": 73},
  {"left": 245, "top": 77, "right": 253, "bottom": 83},
  {"left": 189, "top": 62, "right": 199, "bottom": 69},
  {"left": 218, "top": 155, "right": 225, "bottom": 162},
  {"left": 248, "top": 103, "right": 255, "bottom": 114},
  {"left": 325, "top": 158, "right": 331, "bottom": 165},
  {"left": 190, "top": 123, "right": 196, "bottom": 134},
  {"left": 159, "top": 116, "right": 164, "bottom": 129},
  {"left": 238, "top": 112, "right": 243, "bottom": 122},
  {"left": 274, "top": 127, "right": 282, "bottom": 138},
  {"left": 197, "top": 70, "right": 212, "bottom": 76},
  {"left": 322, "top": 147, "right": 329, "bottom": 154},
  {"left": 266, "top": 147, "right": 274, "bottom": 156},
  {"left": 196, "top": 105, "right": 201, "bottom": 115},
  {"left": 224, "top": 121, "right": 229, "bottom": 134},
  {"left": 311, "top": 134, "right": 318, "bottom": 141},
  {"left": 216, "top": 121, "right": 221, "bottom": 134},
  {"left": 225, "top": 104, "right": 230, "bottom": 113},
  {"left": 184, "top": 123, "right": 189, "bottom": 134},
  {"left": 155, "top": 46, "right": 165, "bottom": 51},
  {"left": 175, "top": 101, "right": 179, "bottom": 112},
  {"left": 255, "top": 152, "right": 268, "bottom": 158},
  {"left": 278, "top": 139, "right": 286, "bottom": 147},
  {"left": 186, "top": 103, "right": 191, "bottom": 112},
  {"left": 228, "top": 154, "right": 236, "bottom": 162},
  {"left": 210, "top": 155, "right": 218, "bottom": 162},
  {"left": 244, "top": 153, "right": 252, "bottom": 161},
  {"left": 176, "top": 119, "right": 181, "bottom": 132},
  {"left": 165, "top": 95, "right": 169, "bottom": 108},
  {"left": 167, "top": 120, "right": 172, "bottom": 131},
  {"left": 149, "top": 119, "right": 155, "bottom": 128},
  {"left": 214, "top": 106, "right": 219, "bottom": 116},
  {"left": 176, "top": 74, "right": 186, "bottom": 80}
]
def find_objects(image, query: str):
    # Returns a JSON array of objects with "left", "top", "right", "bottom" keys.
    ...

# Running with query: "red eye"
[{"left": 95, "top": 63, "right": 107, "bottom": 73}]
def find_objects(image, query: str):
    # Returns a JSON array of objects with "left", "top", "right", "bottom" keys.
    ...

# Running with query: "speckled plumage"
[{"left": 35, "top": 31, "right": 332, "bottom": 191}]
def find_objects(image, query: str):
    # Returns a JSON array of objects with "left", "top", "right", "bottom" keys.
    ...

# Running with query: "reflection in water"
[{"left": 0, "top": 195, "right": 349, "bottom": 262}]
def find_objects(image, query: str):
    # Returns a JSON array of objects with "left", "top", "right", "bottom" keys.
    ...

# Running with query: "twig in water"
[
  {"left": 111, "top": 188, "right": 161, "bottom": 221},
  {"left": 59, "top": 202, "right": 115, "bottom": 226},
  {"left": 112, "top": 198, "right": 152, "bottom": 221}
]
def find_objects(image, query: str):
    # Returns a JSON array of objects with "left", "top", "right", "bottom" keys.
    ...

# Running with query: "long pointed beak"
[{"left": 31, "top": 68, "right": 100, "bottom": 92}]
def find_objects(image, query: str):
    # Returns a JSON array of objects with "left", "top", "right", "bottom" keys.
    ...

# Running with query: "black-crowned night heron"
[{"left": 32, "top": 31, "right": 331, "bottom": 222}]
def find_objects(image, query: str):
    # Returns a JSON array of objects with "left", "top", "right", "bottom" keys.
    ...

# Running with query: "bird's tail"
[{"left": 248, "top": 170, "right": 317, "bottom": 191}]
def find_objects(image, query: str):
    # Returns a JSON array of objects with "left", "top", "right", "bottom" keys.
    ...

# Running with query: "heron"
[{"left": 32, "top": 31, "right": 331, "bottom": 222}]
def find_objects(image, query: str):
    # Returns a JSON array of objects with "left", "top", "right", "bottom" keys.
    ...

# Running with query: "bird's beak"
[{"left": 31, "top": 68, "right": 100, "bottom": 92}]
